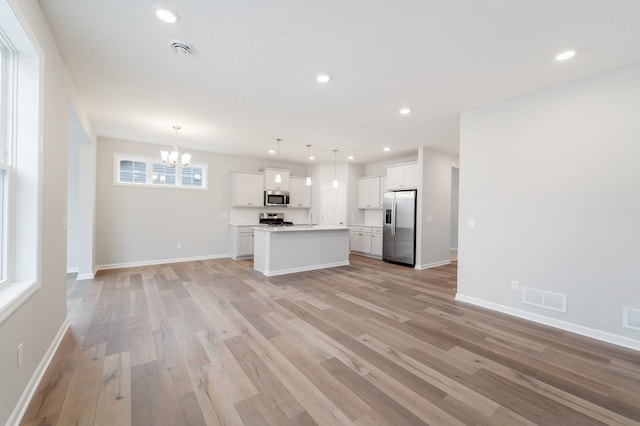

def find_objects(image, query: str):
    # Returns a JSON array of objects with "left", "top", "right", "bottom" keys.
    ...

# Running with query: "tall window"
[
  {"left": 0, "top": 0, "right": 41, "bottom": 322},
  {"left": 0, "top": 32, "right": 9, "bottom": 282}
]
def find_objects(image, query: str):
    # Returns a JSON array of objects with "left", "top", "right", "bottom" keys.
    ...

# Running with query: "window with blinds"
[
  {"left": 119, "top": 160, "right": 147, "bottom": 184},
  {"left": 114, "top": 154, "right": 207, "bottom": 190},
  {"left": 152, "top": 163, "right": 176, "bottom": 185},
  {"left": 181, "top": 166, "right": 203, "bottom": 187}
]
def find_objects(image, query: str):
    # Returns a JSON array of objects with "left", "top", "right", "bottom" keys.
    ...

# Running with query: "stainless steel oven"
[{"left": 264, "top": 190, "right": 290, "bottom": 207}]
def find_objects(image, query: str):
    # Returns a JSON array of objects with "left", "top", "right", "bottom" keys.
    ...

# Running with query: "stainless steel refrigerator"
[{"left": 383, "top": 190, "right": 417, "bottom": 267}]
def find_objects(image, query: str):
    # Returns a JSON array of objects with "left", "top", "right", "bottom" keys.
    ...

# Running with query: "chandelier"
[{"left": 160, "top": 125, "right": 191, "bottom": 167}]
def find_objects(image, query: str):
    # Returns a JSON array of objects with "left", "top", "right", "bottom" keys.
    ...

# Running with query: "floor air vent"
[
  {"left": 623, "top": 307, "right": 640, "bottom": 331},
  {"left": 522, "top": 287, "right": 567, "bottom": 313}
]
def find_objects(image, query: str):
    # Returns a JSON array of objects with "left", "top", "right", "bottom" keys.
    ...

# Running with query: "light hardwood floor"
[{"left": 21, "top": 256, "right": 640, "bottom": 425}]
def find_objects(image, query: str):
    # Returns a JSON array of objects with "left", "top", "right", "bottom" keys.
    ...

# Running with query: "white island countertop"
[
  {"left": 252, "top": 225, "right": 348, "bottom": 232},
  {"left": 252, "top": 226, "right": 350, "bottom": 276}
]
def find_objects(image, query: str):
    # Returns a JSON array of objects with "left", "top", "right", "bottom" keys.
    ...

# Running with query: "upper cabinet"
[
  {"left": 232, "top": 172, "right": 264, "bottom": 207},
  {"left": 289, "top": 177, "right": 311, "bottom": 208},
  {"left": 386, "top": 163, "right": 418, "bottom": 190},
  {"left": 263, "top": 168, "right": 290, "bottom": 191},
  {"left": 358, "top": 177, "right": 382, "bottom": 209}
]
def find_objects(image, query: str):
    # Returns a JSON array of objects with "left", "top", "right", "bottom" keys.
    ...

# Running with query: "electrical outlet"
[
  {"left": 17, "top": 343, "right": 23, "bottom": 367},
  {"left": 468, "top": 219, "right": 475, "bottom": 228},
  {"left": 511, "top": 280, "right": 519, "bottom": 291},
  {"left": 177, "top": 242, "right": 182, "bottom": 249}
]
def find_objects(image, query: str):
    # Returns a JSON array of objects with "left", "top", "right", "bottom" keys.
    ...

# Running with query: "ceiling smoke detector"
[{"left": 171, "top": 41, "right": 191, "bottom": 56}]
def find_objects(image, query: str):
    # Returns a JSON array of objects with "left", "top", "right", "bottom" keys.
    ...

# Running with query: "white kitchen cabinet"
[
  {"left": 232, "top": 172, "right": 264, "bottom": 207},
  {"left": 386, "top": 163, "right": 418, "bottom": 190},
  {"left": 349, "top": 226, "right": 372, "bottom": 254},
  {"left": 289, "top": 177, "right": 311, "bottom": 208},
  {"left": 358, "top": 177, "right": 382, "bottom": 209},
  {"left": 350, "top": 225, "right": 383, "bottom": 258},
  {"left": 371, "top": 227, "right": 383, "bottom": 257},
  {"left": 264, "top": 168, "right": 290, "bottom": 191},
  {"left": 230, "top": 225, "right": 256, "bottom": 259}
]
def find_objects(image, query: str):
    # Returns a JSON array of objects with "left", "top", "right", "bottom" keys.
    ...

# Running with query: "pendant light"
[
  {"left": 275, "top": 138, "right": 282, "bottom": 183},
  {"left": 160, "top": 125, "right": 191, "bottom": 167},
  {"left": 305, "top": 144, "right": 312, "bottom": 186},
  {"left": 332, "top": 149, "right": 338, "bottom": 188}
]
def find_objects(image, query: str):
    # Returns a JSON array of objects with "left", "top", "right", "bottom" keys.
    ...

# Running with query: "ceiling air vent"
[{"left": 170, "top": 41, "right": 191, "bottom": 56}]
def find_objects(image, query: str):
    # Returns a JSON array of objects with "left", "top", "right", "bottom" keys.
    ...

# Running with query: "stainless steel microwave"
[{"left": 264, "top": 190, "right": 290, "bottom": 207}]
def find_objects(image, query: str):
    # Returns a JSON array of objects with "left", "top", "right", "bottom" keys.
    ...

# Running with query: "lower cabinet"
[
  {"left": 350, "top": 228, "right": 372, "bottom": 253},
  {"left": 349, "top": 225, "right": 382, "bottom": 259},
  {"left": 371, "top": 228, "right": 383, "bottom": 257},
  {"left": 230, "top": 225, "right": 256, "bottom": 259}
]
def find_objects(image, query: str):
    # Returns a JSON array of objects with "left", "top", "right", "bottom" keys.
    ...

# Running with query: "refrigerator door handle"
[{"left": 392, "top": 201, "right": 397, "bottom": 236}]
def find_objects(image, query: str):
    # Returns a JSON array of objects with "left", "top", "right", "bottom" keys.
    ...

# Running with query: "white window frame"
[
  {"left": 0, "top": 0, "right": 41, "bottom": 324},
  {"left": 113, "top": 153, "right": 208, "bottom": 190}
]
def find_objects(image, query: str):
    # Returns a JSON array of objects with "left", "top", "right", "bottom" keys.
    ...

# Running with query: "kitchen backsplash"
[{"left": 229, "top": 208, "right": 310, "bottom": 225}]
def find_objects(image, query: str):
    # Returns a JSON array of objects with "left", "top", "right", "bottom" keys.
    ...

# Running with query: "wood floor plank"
[
  {"left": 321, "top": 357, "right": 428, "bottom": 425},
  {"left": 224, "top": 335, "right": 306, "bottom": 421},
  {"left": 21, "top": 258, "right": 640, "bottom": 425},
  {"left": 131, "top": 361, "right": 178, "bottom": 426},
  {"left": 20, "top": 330, "right": 83, "bottom": 423},
  {"left": 55, "top": 343, "right": 106, "bottom": 426},
  {"left": 188, "top": 363, "right": 246, "bottom": 425},
  {"left": 152, "top": 325, "right": 194, "bottom": 399},
  {"left": 94, "top": 351, "right": 132, "bottom": 426}
]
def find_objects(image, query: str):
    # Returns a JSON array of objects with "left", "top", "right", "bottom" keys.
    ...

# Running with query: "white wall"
[
  {"left": 66, "top": 106, "right": 96, "bottom": 279},
  {"left": 458, "top": 65, "right": 640, "bottom": 349},
  {"left": 66, "top": 130, "right": 79, "bottom": 272},
  {"left": 450, "top": 167, "right": 459, "bottom": 249},
  {"left": 347, "top": 163, "right": 366, "bottom": 225},
  {"left": 95, "top": 137, "right": 308, "bottom": 268},
  {"left": 0, "top": 0, "right": 95, "bottom": 424},
  {"left": 365, "top": 154, "right": 418, "bottom": 176},
  {"left": 416, "top": 147, "right": 459, "bottom": 268}
]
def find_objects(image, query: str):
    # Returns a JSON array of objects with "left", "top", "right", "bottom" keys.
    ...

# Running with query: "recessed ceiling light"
[
  {"left": 309, "top": 156, "right": 315, "bottom": 160},
  {"left": 268, "top": 149, "right": 275, "bottom": 154},
  {"left": 347, "top": 155, "right": 354, "bottom": 160},
  {"left": 555, "top": 50, "right": 576, "bottom": 61},
  {"left": 399, "top": 108, "right": 411, "bottom": 115},
  {"left": 383, "top": 147, "right": 391, "bottom": 152},
  {"left": 156, "top": 8, "right": 179, "bottom": 23},
  {"left": 316, "top": 74, "right": 330, "bottom": 83}
]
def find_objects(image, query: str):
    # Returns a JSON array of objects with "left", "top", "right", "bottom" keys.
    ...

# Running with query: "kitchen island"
[{"left": 252, "top": 226, "right": 350, "bottom": 276}]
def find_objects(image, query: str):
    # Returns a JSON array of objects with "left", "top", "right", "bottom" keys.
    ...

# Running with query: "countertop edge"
[{"left": 253, "top": 226, "right": 349, "bottom": 232}]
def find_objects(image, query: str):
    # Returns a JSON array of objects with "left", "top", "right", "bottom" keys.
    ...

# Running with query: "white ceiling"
[{"left": 38, "top": 0, "right": 640, "bottom": 164}]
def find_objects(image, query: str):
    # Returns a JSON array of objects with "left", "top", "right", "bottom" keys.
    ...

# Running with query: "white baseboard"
[
  {"left": 75, "top": 272, "right": 95, "bottom": 281},
  {"left": 7, "top": 319, "right": 70, "bottom": 426},
  {"left": 455, "top": 293, "right": 640, "bottom": 352},
  {"left": 66, "top": 267, "right": 78, "bottom": 274},
  {"left": 415, "top": 260, "right": 451, "bottom": 270},
  {"left": 95, "top": 253, "right": 229, "bottom": 272}
]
